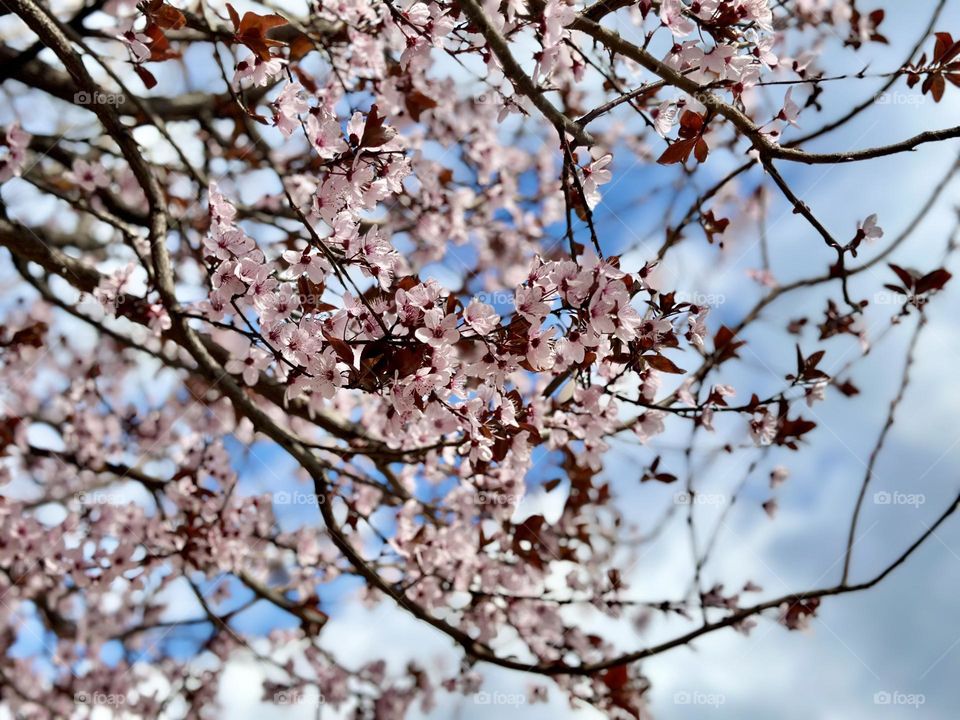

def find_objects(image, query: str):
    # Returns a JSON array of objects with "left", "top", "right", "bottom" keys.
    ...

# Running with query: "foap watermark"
[
  {"left": 77, "top": 291, "right": 128, "bottom": 315},
  {"left": 873, "top": 290, "right": 931, "bottom": 308},
  {"left": 74, "top": 91, "right": 125, "bottom": 106},
  {"left": 469, "top": 491, "right": 520, "bottom": 506},
  {"left": 273, "top": 491, "right": 326, "bottom": 506},
  {"left": 675, "top": 291, "right": 727, "bottom": 308},
  {"left": 273, "top": 689, "right": 324, "bottom": 706},
  {"left": 679, "top": 91, "right": 722, "bottom": 108},
  {"left": 873, "top": 491, "right": 925, "bottom": 508},
  {"left": 77, "top": 489, "right": 124, "bottom": 505},
  {"left": 75, "top": 691, "right": 127, "bottom": 707},
  {"left": 673, "top": 690, "right": 726, "bottom": 708},
  {"left": 471, "top": 291, "right": 515, "bottom": 306},
  {"left": 292, "top": 292, "right": 334, "bottom": 310},
  {"left": 874, "top": 92, "right": 925, "bottom": 107},
  {"left": 873, "top": 691, "right": 925, "bottom": 708},
  {"left": 473, "top": 691, "right": 526, "bottom": 707},
  {"left": 674, "top": 492, "right": 726, "bottom": 506},
  {"left": 474, "top": 91, "right": 517, "bottom": 110}
]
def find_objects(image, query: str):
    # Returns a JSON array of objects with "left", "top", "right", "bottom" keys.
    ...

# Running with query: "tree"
[{"left": 0, "top": 0, "right": 958, "bottom": 717}]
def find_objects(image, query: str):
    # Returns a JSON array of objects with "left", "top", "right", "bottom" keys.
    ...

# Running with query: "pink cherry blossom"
[
  {"left": 0, "top": 122, "right": 30, "bottom": 182},
  {"left": 225, "top": 340, "right": 272, "bottom": 385},
  {"left": 463, "top": 299, "right": 499, "bottom": 335},
  {"left": 415, "top": 308, "right": 460, "bottom": 347},
  {"left": 858, "top": 213, "right": 883, "bottom": 241},
  {"left": 70, "top": 158, "right": 109, "bottom": 192},
  {"left": 661, "top": 0, "right": 695, "bottom": 37}
]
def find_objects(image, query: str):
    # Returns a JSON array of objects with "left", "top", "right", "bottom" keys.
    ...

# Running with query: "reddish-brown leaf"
[
  {"left": 405, "top": 89, "right": 438, "bottom": 122},
  {"left": 134, "top": 64, "right": 158, "bottom": 89},
  {"left": 888, "top": 263, "right": 916, "bottom": 290},
  {"left": 835, "top": 379, "right": 860, "bottom": 397},
  {"left": 142, "top": 0, "right": 186, "bottom": 30},
  {"left": 931, "top": 74, "right": 946, "bottom": 102},
  {"left": 355, "top": 104, "right": 396, "bottom": 149},
  {"left": 678, "top": 110, "right": 704, "bottom": 135},
  {"left": 657, "top": 137, "right": 696, "bottom": 165},
  {"left": 694, "top": 137, "right": 709, "bottom": 163},
  {"left": 701, "top": 209, "right": 729, "bottom": 244},
  {"left": 713, "top": 325, "right": 746, "bottom": 363},
  {"left": 602, "top": 664, "right": 629, "bottom": 691},
  {"left": 915, "top": 268, "right": 952, "bottom": 295},
  {"left": 144, "top": 22, "right": 180, "bottom": 61},
  {"left": 934, "top": 32, "right": 955, "bottom": 63},
  {"left": 226, "top": 3, "right": 288, "bottom": 60},
  {"left": 644, "top": 353, "right": 685, "bottom": 374}
]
